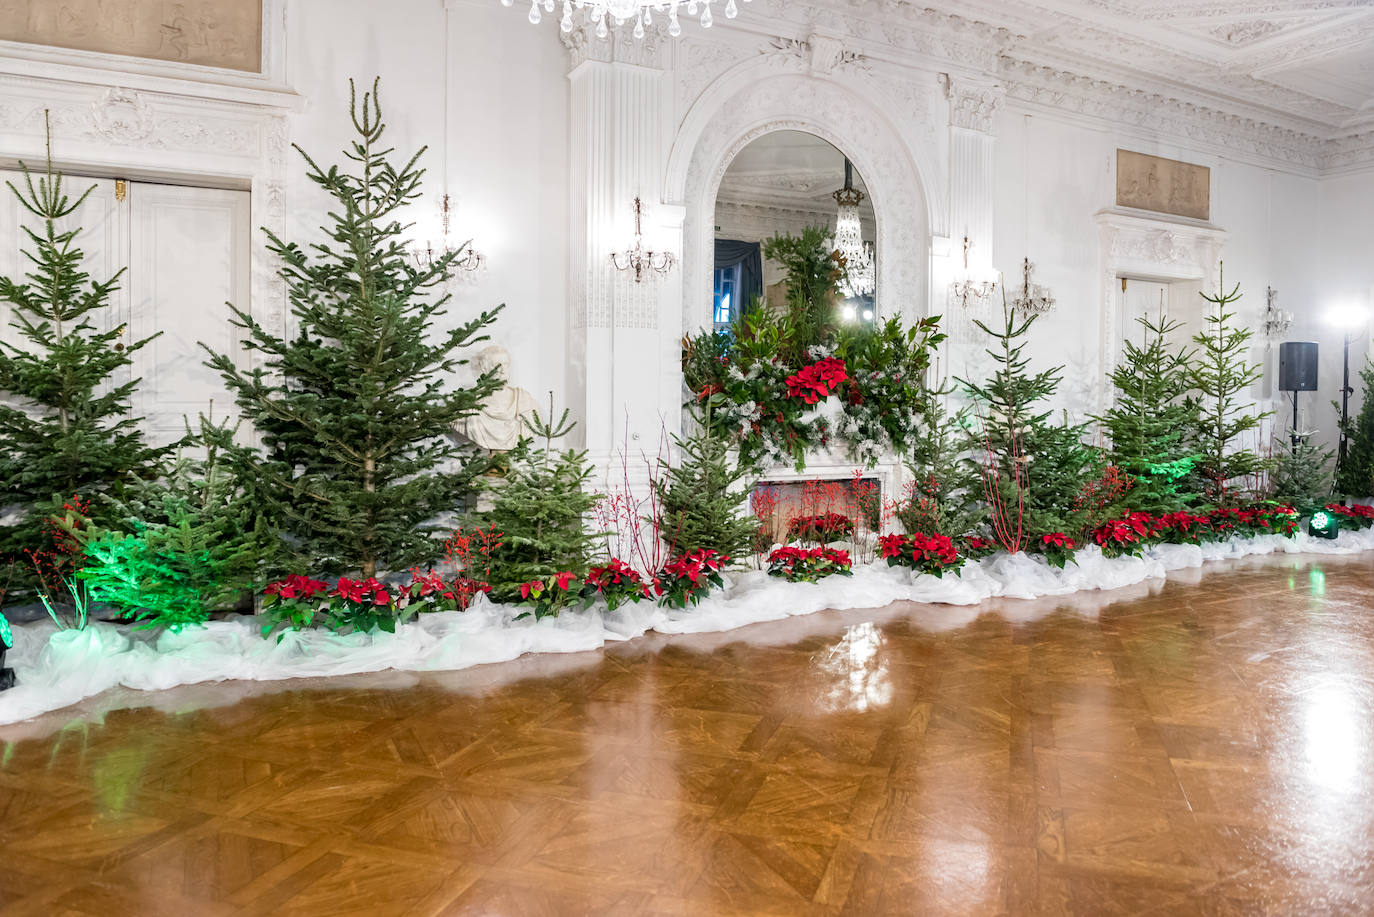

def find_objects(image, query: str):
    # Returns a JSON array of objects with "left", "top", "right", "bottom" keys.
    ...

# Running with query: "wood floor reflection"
[{"left": 3, "top": 553, "right": 1374, "bottom": 915}]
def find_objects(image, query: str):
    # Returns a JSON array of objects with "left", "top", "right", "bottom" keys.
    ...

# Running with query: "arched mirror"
[{"left": 712, "top": 130, "right": 876, "bottom": 330}]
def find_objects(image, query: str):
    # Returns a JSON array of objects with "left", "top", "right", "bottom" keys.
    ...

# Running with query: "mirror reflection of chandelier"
[
  {"left": 507, "top": 0, "right": 748, "bottom": 39},
  {"left": 832, "top": 158, "right": 875, "bottom": 299}
]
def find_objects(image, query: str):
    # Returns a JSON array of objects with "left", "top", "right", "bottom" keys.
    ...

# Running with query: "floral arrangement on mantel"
[{"left": 682, "top": 227, "right": 945, "bottom": 471}]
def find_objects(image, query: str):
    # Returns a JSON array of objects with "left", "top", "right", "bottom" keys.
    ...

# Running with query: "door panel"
[{"left": 128, "top": 183, "right": 251, "bottom": 447}]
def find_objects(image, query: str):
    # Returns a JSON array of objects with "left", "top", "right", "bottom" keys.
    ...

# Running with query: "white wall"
[
  {"left": 991, "top": 105, "right": 1348, "bottom": 454},
  {"left": 286, "top": 0, "right": 569, "bottom": 406}
]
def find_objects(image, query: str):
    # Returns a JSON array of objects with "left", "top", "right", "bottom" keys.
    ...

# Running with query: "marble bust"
[{"left": 455, "top": 345, "right": 536, "bottom": 452}]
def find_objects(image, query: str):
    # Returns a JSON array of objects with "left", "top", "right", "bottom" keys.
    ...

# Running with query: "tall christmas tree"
[
  {"left": 1335, "top": 361, "right": 1374, "bottom": 498},
  {"left": 482, "top": 404, "right": 600, "bottom": 608},
  {"left": 205, "top": 79, "right": 503, "bottom": 577},
  {"left": 0, "top": 134, "right": 166, "bottom": 583},
  {"left": 1186, "top": 265, "right": 1271, "bottom": 503},
  {"left": 657, "top": 402, "right": 757, "bottom": 559},
  {"left": 960, "top": 291, "right": 1103, "bottom": 543},
  {"left": 1098, "top": 309, "right": 1200, "bottom": 513}
]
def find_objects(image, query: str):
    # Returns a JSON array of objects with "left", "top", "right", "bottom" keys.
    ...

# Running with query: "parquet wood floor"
[{"left": 3, "top": 552, "right": 1374, "bottom": 915}]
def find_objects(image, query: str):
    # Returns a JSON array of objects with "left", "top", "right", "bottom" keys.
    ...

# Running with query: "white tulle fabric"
[{"left": 3, "top": 528, "right": 1373, "bottom": 725}]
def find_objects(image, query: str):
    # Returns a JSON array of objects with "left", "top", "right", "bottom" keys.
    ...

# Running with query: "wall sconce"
[
  {"left": 610, "top": 197, "right": 675, "bottom": 283},
  {"left": 411, "top": 193, "right": 485, "bottom": 280},
  {"left": 1261, "top": 286, "right": 1293, "bottom": 342},
  {"left": 1009, "top": 256, "right": 1055, "bottom": 315},
  {"left": 950, "top": 235, "right": 998, "bottom": 308}
]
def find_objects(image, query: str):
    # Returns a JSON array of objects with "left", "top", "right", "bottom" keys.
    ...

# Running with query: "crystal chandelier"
[
  {"left": 410, "top": 193, "right": 484, "bottom": 280},
  {"left": 1009, "top": 256, "right": 1054, "bottom": 315},
  {"left": 832, "top": 158, "right": 875, "bottom": 300},
  {"left": 950, "top": 236, "right": 998, "bottom": 308},
  {"left": 507, "top": 0, "right": 749, "bottom": 40},
  {"left": 610, "top": 197, "right": 675, "bottom": 282},
  {"left": 1261, "top": 285, "right": 1293, "bottom": 341}
]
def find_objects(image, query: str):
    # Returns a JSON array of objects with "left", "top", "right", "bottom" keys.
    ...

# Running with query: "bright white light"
[
  {"left": 1325, "top": 301, "right": 1370, "bottom": 330},
  {"left": 862, "top": 308, "right": 874, "bottom": 321},
  {"left": 842, "top": 304, "right": 857, "bottom": 322}
]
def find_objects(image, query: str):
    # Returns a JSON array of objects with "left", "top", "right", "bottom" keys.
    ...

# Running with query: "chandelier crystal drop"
[
  {"left": 831, "top": 159, "right": 875, "bottom": 299},
  {"left": 503, "top": 0, "right": 749, "bottom": 38}
]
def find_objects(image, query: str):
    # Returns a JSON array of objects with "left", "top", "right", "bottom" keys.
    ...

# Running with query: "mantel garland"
[{"left": 682, "top": 312, "right": 946, "bottom": 470}]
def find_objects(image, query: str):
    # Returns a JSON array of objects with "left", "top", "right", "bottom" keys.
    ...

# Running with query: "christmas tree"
[
  {"left": 73, "top": 416, "right": 269, "bottom": 630},
  {"left": 1335, "top": 361, "right": 1374, "bottom": 498},
  {"left": 482, "top": 403, "right": 600, "bottom": 609},
  {"left": 204, "top": 79, "right": 502, "bottom": 577},
  {"left": 657, "top": 402, "right": 757, "bottom": 559},
  {"left": 960, "top": 291, "right": 1103, "bottom": 544},
  {"left": 899, "top": 388, "right": 985, "bottom": 539},
  {"left": 0, "top": 135, "right": 167, "bottom": 585},
  {"left": 1186, "top": 265, "right": 1271, "bottom": 503},
  {"left": 1270, "top": 433, "right": 1334, "bottom": 514},
  {"left": 1098, "top": 309, "right": 1200, "bottom": 513}
]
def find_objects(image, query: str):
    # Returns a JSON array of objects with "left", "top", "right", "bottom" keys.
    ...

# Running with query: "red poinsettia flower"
[
  {"left": 520, "top": 580, "right": 544, "bottom": 600},
  {"left": 333, "top": 578, "right": 366, "bottom": 603},
  {"left": 554, "top": 571, "right": 576, "bottom": 591}
]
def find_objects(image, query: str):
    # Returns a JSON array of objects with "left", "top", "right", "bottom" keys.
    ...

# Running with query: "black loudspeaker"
[{"left": 1279, "top": 341, "right": 1318, "bottom": 392}]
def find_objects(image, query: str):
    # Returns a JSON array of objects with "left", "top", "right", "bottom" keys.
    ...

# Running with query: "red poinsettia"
[
  {"left": 520, "top": 580, "right": 544, "bottom": 600},
  {"left": 264, "top": 574, "right": 329, "bottom": 601},
  {"left": 784, "top": 358, "right": 849, "bottom": 405}
]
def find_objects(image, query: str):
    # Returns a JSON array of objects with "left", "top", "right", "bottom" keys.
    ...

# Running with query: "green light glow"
[
  {"left": 1313, "top": 511, "right": 1331, "bottom": 529},
  {"left": 1310, "top": 569, "right": 1327, "bottom": 597},
  {"left": 0, "top": 613, "right": 10, "bottom": 648}
]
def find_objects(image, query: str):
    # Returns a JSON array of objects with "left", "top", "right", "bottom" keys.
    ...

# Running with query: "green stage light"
[
  {"left": 0, "top": 612, "right": 13, "bottom": 691},
  {"left": 1309, "top": 510, "right": 1340, "bottom": 540}
]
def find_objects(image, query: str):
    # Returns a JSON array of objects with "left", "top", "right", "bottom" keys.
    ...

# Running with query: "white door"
[
  {"left": 0, "top": 171, "right": 252, "bottom": 447},
  {"left": 1119, "top": 278, "right": 1170, "bottom": 351},
  {"left": 127, "top": 182, "right": 251, "bottom": 446}
]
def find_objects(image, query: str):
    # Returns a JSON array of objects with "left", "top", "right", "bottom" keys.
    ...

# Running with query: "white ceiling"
[
  {"left": 716, "top": 130, "right": 877, "bottom": 221},
  {"left": 932, "top": 0, "right": 1374, "bottom": 134}
]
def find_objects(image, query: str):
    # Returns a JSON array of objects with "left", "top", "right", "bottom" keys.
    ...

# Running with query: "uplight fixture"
[{"left": 1308, "top": 509, "right": 1340, "bottom": 540}]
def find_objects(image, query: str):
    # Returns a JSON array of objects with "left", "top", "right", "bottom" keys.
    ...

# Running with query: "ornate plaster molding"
[{"left": 940, "top": 73, "right": 1004, "bottom": 134}]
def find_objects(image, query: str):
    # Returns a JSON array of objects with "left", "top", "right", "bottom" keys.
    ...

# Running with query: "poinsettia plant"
[
  {"left": 653, "top": 549, "right": 728, "bottom": 608},
  {"left": 1089, "top": 512, "right": 1154, "bottom": 558},
  {"left": 1325, "top": 502, "right": 1374, "bottom": 530},
  {"left": 766, "top": 545, "right": 852, "bottom": 582},
  {"left": 1040, "top": 533, "right": 1076, "bottom": 569},
  {"left": 878, "top": 532, "right": 963, "bottom": 577},
  {"left": 260, "top": 573, "right": 408, "bottom": 637},
  {"left": 584, "top": 558, "right": 649, "bottom": 610},
  {"left": 516, "top": 571, "right": 583, "bottom": 620}
]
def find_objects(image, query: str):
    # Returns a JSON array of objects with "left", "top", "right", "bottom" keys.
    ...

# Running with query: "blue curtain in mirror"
[{"left": 713, "top": 239, "right": 763, "bottom": 317}]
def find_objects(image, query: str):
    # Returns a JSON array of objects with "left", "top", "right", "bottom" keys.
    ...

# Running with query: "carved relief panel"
[{"left": 0, "top": 0, "right": 263, "bottom": 72}]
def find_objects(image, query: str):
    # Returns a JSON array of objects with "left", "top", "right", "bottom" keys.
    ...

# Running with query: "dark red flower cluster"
[
  {"left": 767, "top": 545, "right": 852, "bottom": 582},
  {"left": 585, "top": 559, "right": 649, "bottom": 610},
  {"left": 654, "top": 549, "right": 729, "bottom": 608},
  {"left": 263, "top": 574, "right": 329, "bottom": 600},
  {"left": 1090, "top": 512, "right": 1154, "bottom": 557},
  {"left": 520, "top": 571, "right": 578, "bottom": 600},
  {"left": 784, "top": 358, "right": 849, "bottom": 404},
  {"left": 1041, "top": 533, "right": 1075, "bottom": 549},
  {"left": 787, "top": 512, "right": 855, "bottom": 543},
  {"left": 1325, "top": 503, "right": 1374, "bottom": 530},
  {"left": 333, "top": 577, "right": 393, "bottom": 606},
  {"left": 879, "top": 532, "right": 961, "bottom": 577}
]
